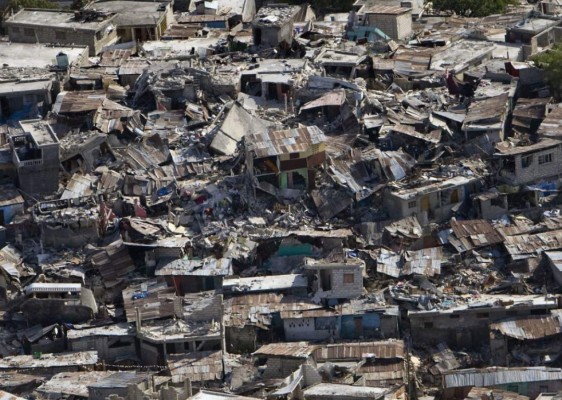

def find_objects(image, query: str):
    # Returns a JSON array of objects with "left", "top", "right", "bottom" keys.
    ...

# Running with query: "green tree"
[
  {"left": 531, "top": 46, "right": 562, "bottom": 100},
  {"left": 432, "top": 0, "right": 517, "bottom": 17}
]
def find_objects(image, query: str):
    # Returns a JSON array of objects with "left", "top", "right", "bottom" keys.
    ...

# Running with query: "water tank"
[{"left": 56, "top": 52, "right": 69, "bottom": 69}]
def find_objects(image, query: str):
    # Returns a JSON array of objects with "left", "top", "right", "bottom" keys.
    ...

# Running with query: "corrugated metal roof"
[
  {"left": 403, "top": 247, "right": 442, "bottom": 277},
  {"left": 167, "top": 351, "right": 223, "bottom": 383},
  {"left": 253, "top": 342, "right": 317, "bottom": 358},
  {"left": 53, "top": 91, "right": 106, "bottom": 114},
  {"left": 503, "top": 229, "right": 562, "bottom": 258},
  {"left": 37, "top": 371, "right": 114, "bottom": 397},
  {"left": 490, "top": 314, "right": 562, "bottom": 340},
  {"left": 247, "top": 125, "right": 326, "bottom": 158},
  {"left": 443, "top": 367, "right": 562, "bottom": 388},
  {"left": 315, "top": 340, "right": 405, "bottom": 361},
  {"left": 224, "top": 293, "right": 321, "bottom": 328}
]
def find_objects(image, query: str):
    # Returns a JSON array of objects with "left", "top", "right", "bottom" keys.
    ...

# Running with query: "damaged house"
[
  {"left": 489, "top": 312, "right": 562, "bottom": 366},
  {"left": 9, "top": 119, "right": 60, "bottom": 195},
  {"left": 252, "top": 4, "right": 304, "bottom": 48},
  {"left": 495, "top": 139, "right": 562, "bottom": 187},
  {"left": 383, "top": 176, "right": 481, "bottom": 223},
  {"left": 246, "top": 125, "right": 327, "bottom": 193},
  {"left": 3, "top": 9, "right": 119, "bottom": 56}
]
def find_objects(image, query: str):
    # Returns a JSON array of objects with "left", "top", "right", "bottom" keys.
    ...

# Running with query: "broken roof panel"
[
  {"left": 156, "top": 257, "right": 232, "bottom": 276},
  {"left": 223, "top": 274, "right": 308, "bottom": 294},
  {"left": 402, "top": 247, "right": 442, "bottom": 277},
  {"left": 490, "top": 314, "right": 562, "bottom": 340},
  {"left": 450, "top": 219, "right": 504, "bottom": 253},
  {"left": 209, "top": 102, "right": 274, "bottom": 156},
  {"left": 300, "top": 89, "right": 346, "bottom": 111}
]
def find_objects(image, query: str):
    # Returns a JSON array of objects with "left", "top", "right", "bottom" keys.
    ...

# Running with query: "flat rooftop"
[
  {"left": 253, "top": 5, "right": 301, "bottom": 27},
  {"left": 18, "top": 119, "right": 59, "bottom": 147},
  {"left": 5, "top": 9, "right": 115, "bottom": 31},
  {"left": 509, "top": 17, "right": 559, "bottom": 34},
  {"left": 86, "top": 1, "right": 168, "bottom": 26},
  {"left": 391, "top": 176, "right": 476, "bottom": 200},
  {"left": 0, "top": 43, "right": 87, "bottom": 69},
  {"left": 364, "top": 5, "right": 411, "bottom": 14}
]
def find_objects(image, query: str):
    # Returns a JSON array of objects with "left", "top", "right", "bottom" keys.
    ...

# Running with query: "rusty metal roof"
[
  {"left": 53, "top": 91, "right": 106, "bottom": 114},
  {"left": 315, "top": 340, "right": 405, "bottom": 361},
  {"left": 450, "top": 219, "right": 504, "bottom": 253},
  {"left": 224, "top": 293, "right": 321, "bottom": 328},
  {"left": 247, "top": 125, "right": 326, "bottom": 158},
  {"left": 167, "top": 351, "right": 223, "bottom": 383},
  {"left": 253, "top": 342, "right": 317, "bottom": 358},
  {"left": 490, "top": 314, "right": 562, "bottom": 340},
  {"left": 503, "top": 229, "right": 562, "bottom": 258}
]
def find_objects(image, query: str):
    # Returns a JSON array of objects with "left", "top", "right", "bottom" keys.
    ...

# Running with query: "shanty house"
[
  {"left": 304, "top": 259, "right": 365, "bottom": 302},
  {"left": 88, "top": 372, "right": 150, "bottom": 400},
  {"left": 314, "top": 340, "right": 406, "bottom": 388},
  {"left": 155, "top": 257, "right": 232, "bottom": 294},
  {"left": 383, "top": 176, "right": 481, "bottom": 224},
  {"left": 442, "top": 367, "right": 562, "bottom": 399},
  {"left": 253, "top": 342, "right": 317, "bottom": 379},
  {"left": 134, "top": 290, "right": 223, "bottom": 365},
  {"left": 359, "top": 5, "right": 412, "bottom": 40},
  {"left": 409, "top": 295, "right": 559, "bottom": 349},
  {"left": 20, "top": 283, "right": 98, "bottom": 324},
  {"left": 489, "top": 313, "right": 562, "bottom": 366},
  {"left": 282, "top": 302, "right": 399, "bottom": 342},
  {"left": 495, "top": 139, "right": 562, "bottom": 187},
  {"left": 3, "top": 9, "right": 119, "bottom": 56},
  {"left": 462, "top": 93, "right": 511, "bottom": 155},
  {"left": 246, "top": 126, "right": 327, "bottom": 192},
  {"left": 67, "top": 323, "right": 137, "bottom": 363}
]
